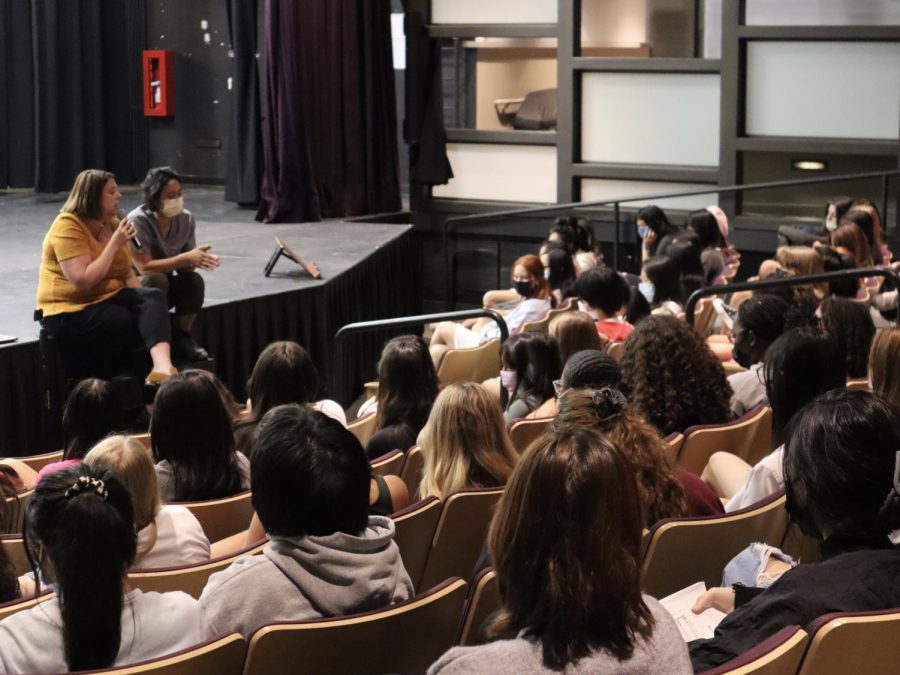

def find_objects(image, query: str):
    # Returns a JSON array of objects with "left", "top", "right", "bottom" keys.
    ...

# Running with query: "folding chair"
[
  {"left": 370, "top": 449, "right": 405, "bottom": 477},
  {"left": 797, "top": 608, "right": 900, "bottom": 675},
  {"left": 458, "top": 567, "right": 500, "bottom": 646},
  {"left": 508, "top": 417, "right": 551, "bottom": 454},
  {"left": 418, "top": 487, "right": 504, "bottom": 593},
  {"left": 677, "top": 405, "right": 773, "bottom": 475},
  {"left": 700, "top": 625, "right": 808, "bottom": 675},
  {"left": 399, "top": 446, "right": 424, "bottom": 498},
  {"left": 641, "top": 491, "right": 788, "bottom": 599},
  {"left": 391, "top": 497, "right": 443, "bottom": 590},
  {"left": 242, "top": 578, "right": 468, "bottom": 675},
  {"left": 170, "top": 491, "right": 255, "bottom": 544},
  {"left": 437, "top": 339, "right": 501, "bottom": 387},
  {"left": 92, "top": 633, "right": 246, "bottom": 675}
]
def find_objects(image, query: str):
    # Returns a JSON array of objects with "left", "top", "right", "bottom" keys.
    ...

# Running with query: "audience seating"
[
  {"left": 170, "top": 491, "right": 255, "bottom": 544},
  {"left": 700, "top": 625, "right": 807, "bottom": 675},
  {"left": 399, "top": 446, "right": 424, "bottom": 498},
  {"left": 436, "top": 339, "right": 501, "bottom": 387},
  {"left": 348, "top": 413, "right": 378, "bottom": 447},
  {"left": 128, "top": 541, "right": 267, "bottom": 599},
  {"left": 1, "top": 535, "right": 28, "bottom": 576},
  {"left": 846, "top": 378, "right": 869, "bottom": 392},
  {"left": 92, "top": 633, "right": 246, "bottom": 675},
  {"left": 242, "top": 577, "right": 468, "bottom": 675},
  {"left": 391, "top": 497, "right": 443, "bottom": 590},
  {"left": 508, "top": 417, "right": 552, "bottom": 454},
  {"left": 677, "top": 405, "right": 773, "bottom": 475},
  {"left": 663, "top": 432, "right": 685, "bottom": 461},
  {"left": 457, "top": 567, "right": 499, "bottom": 646},
  {"left": 607, "top": 341, "right": 624, "bottom": 361},
  {"left": 369, "top": 449, "right": 405, "bottom": 477},
  {"left": 641, "top": 491, "right": 788, "bottom": 598},
  {"left": 520, "top": 312, "right": 552, "bottom": 333},
  {"left": 417, "top": 487, "right": 504, "bottom": 593},
  {"left": 692, "top": 297, "right": 717, "bottom": 337},
  {"left": 16, "top": 450, "right": 62, "bottom": 472},
  {"left": 131, "top": 432, "right": 151, "bottom": 449},
  {"left": 797, "top": 609, "right": 900, "bottom": 675},
  {"left": 0, "top": 591, "right": 53, "bottom": 622},
  {"left": 4, "top": 488, "right": 34, "bottom": 535}
]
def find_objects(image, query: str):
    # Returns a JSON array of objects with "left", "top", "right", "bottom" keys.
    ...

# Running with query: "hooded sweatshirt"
[{"left": 199, "top": 515, "right": 414, "bottom": 639}]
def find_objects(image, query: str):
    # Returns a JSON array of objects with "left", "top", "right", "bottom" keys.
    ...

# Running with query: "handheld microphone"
[{"left": 117, "top": 209, "right": 143, "bottom": 250}]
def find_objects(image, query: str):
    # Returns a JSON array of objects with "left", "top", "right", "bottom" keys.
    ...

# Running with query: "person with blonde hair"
[
  {"left": 775, "top": 246, "right": 827, "bottom": 299},
  {"left": 417, "top": 383, "right": 518, "bottom": 500},
  {"left": 869, "top": 327, "right": 900, "bottom": 411},
  {"left": 84, "top": 436, "right": 210, "bottom": 569}
]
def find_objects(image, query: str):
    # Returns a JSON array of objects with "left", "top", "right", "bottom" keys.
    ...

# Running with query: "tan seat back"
[
  {"left": 129, "top": 542, "right": 266, "bottom": 599},
  {"left": 391, "top": 497, "right": 443, "bottom": 590},
  {"left": 641, "top": 492, "right": 788, "bottom": 598},
  {"left": 399, "top": 446, "right": 424, "bottom": 498},
  {"left": 437, "top": 339, "right": 501, "bottom": 386},
  {"left": 171, "top": 491, "right": 255, "bottom": 544},
  {"left": 243, "top": 578, "right": 468, "bottom": 675},
  {"left": 4, "top": 489, "right": 34, "bottom": 535},
  {"left": 677, "top": 405, "right": 772, "bottom": 475},
  {"left": 508, "top": 417, "right": 551, "bottom": 454},
  {"left": 348, "top": 413, "right": 379, "bottom": 447},
  {"left": 17, "top": 450, "right": 63, "bottom": 472},
  {"left": 663, "top": 433, "right": 684, "bottom": 461},
  {"left": 0, "top": 591, "right": 53, "bottom": 622},
  {"left": 1, "top": 535, "right": 28, "bottom": 576},
  {"left": 418, "top": 487, "right": 503, "bottom": 592},
  {"left": 713, "top": 625, "right": 808, "bottom": 675},
  {"left": 607, "top": 341, "right": 625, "bottom": 362},
  {"left": 797, "top": 610, "right": 900, "bottom": 675},
  {"left": 93, "top": 632, "right": 246, "bottom": 675},
  {"left": 369, "top": 449, "right": 405, "bottom": 477},
  {"left": 458, "top": 568, "right": 500, "bottom": 646}
]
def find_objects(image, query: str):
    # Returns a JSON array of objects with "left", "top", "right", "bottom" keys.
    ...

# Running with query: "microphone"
[{"left": 117, "top": 209, "right": 142, "bottom": 250}]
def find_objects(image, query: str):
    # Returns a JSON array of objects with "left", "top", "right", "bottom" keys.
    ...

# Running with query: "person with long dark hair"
[
  {"left": 35, "top": 169, "right": 175, "bottom": 385},
  {"left": 690, "top": 391, "right": 900, "bottom": 671},
  {"left": 500, "top": 332, "right": 562, "bottom": 422},
  {"left": 429, "top": 428, "right": 691, "bottom": 673},
  {"left": 635, "top": 205, "right": 680, "bottom": 260},
  {"left": 128, "top": 166, "right": 220, "bottom": 361},
  {"left": 819, "top": 296, "right": 876, "bottom": 379},
  {"left": 0, "top": 464, "right": 205, "bottom": 672},
  {"left": 151, "top": 370, "right": 248, "bottom": 502}
]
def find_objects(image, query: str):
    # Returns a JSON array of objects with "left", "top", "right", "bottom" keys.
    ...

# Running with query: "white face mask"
[
  {"left": 500, "top": 369, "right": 518, "bottom": 392},
  {"left": 639, "top": 281, "right": 655, "bottom": 304},
  {"left": 825, "top": 217, "right": 838, "bottom": 232},
  {"left": 161, "top": 197, "right": 184, "bottom": 218}
]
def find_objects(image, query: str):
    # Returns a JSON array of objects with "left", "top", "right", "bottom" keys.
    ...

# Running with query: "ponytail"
[{"left": 24, "top": 466, "right": 136, "bottom": 671}]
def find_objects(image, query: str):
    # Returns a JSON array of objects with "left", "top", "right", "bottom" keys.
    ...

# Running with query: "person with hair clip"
[
  {"left": 690, "top": 390, "right": 900, "bottom": 671},
  {"left": 35, "top": 169, "right": 176, "bottom": 386},
  {"left": 84, "top": 436, "right": 210, "bottom": 569},
  {"left": 128, "top": 166, "right": 220, "bottom": 361},
  {"left": 428, "top": 427, "right": 691, "bottom": 674},
  {"left": 417, "top": 383, "right": 518, "bottom": 500},
  {"left": 0, "top": 464, "right": 205, "bottom": 673}
]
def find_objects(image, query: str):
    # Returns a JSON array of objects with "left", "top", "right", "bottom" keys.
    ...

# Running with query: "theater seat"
[
  {"left": 91, "top": 632, "right": 245, "bottom": 675},
  {"left": 796, "top": 608, "right": 900, "bottom": 675},
  {"left": 699, "top": 625, "right": 807, "bottom": 675}
]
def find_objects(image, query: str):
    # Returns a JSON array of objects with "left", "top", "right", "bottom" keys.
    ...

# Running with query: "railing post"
[{"left": 613, "top": 201, "right": 621, "bottom": 271}]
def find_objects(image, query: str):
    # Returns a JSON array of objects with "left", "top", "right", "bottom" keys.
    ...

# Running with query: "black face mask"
[
  {"left": 732, "top": 330, "right": 755, "bottom": 369},
  {"left": 514, "top": 280, "right": 533, "bottom": 297}
]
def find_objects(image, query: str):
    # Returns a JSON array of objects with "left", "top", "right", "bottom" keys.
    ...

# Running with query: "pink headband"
[{"left": 706, "top": 206, "right": 729, "bottom": 239}]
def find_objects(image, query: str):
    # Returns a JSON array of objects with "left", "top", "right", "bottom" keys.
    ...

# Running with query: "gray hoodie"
[{"left": 199, "top": 515, "right": 414, "bottom": 638}]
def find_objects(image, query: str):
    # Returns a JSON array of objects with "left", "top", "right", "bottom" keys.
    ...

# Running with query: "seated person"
[
  {"left": 500, "top": 332, "right": 561, "bottom": 422},
  {"left": 199, "top": 404, "right": 413, "bottom": 639},
  {"left": 84, "top": 436, "right": 210, "bottom": 569},
  {"left": 690, "top": 390, "right": 900, "bottom": 671},
  {"left": 575, "top": 267, "right": 633, "bottom": 342},
  {"left": 128, "top": 166, "right": 220, "bottom": 361},
  {"left": 35, "top": 169, "right": 175, "bottom": 385},
  {"left": 0, "top": 465, "right": 205, "bottom": 672}
]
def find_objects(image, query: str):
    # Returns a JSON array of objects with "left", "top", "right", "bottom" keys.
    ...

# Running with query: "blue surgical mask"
[
  {"left": 637, "top": 225, "right": 650, "bottom": 239},
  {"left": 638, "top": 281, "right": 655, "bottom": 304},
  {"left": 500, "top": 369, "right": 518, "bottom": 392}
]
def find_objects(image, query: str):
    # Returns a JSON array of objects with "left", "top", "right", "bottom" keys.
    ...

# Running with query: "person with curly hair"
[
  {"left": 621, "top": 315, "right": 732, "bottom": 437},
  {"left": 818, "top": 296, "right": 876, "bottom": 380}
]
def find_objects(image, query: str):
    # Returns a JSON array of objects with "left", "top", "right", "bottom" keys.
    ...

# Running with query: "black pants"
[{"left": 141, "top": 271, "right": 205, "bottom": 316}]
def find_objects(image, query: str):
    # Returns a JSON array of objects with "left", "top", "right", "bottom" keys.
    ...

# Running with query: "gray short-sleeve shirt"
[{"left": 127, "top": 205, "right": 197, "bottom": 264}]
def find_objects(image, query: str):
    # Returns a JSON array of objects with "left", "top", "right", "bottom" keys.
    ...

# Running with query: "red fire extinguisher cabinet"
[{"left": 143, "top": 50, "right": 175, "bottom": 117}]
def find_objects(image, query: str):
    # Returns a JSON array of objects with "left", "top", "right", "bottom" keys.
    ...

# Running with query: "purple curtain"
[{"left": 257, "top": 0, "right": 401, "bottom": 223}]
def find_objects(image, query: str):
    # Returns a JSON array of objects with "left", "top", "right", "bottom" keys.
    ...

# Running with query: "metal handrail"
[
  {"left": 442, "top": 168, "right": 900, "bottom": 308},
  {"left": 334, "top": 309, "right": 509, "bottom": 347},
  {"left": 684, "top": 267, "right": 899, "bottom": 326}
]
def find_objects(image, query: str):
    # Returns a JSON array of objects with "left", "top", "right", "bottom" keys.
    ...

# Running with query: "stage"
[{"left": 0, "top": 186, "right": 419, "bottom": 456}]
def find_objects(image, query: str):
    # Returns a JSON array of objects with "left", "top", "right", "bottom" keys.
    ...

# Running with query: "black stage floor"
[{"left": 0, "top": 186, "right": 419, "bottom": 455}]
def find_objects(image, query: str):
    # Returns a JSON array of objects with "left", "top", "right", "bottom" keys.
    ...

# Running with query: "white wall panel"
[
  {"left": 580, "top": 179, "right": 718, "bottom": 210},
  {"left": 746, "top": 0, "right": 900, "bottom": 25},
  {"left": 433, "top": 144, "right": 557, "bottom": 202},
  {"left": 431, "top": 0, "right": 556, "bottom": 24},
  {"left": 582, "top": 73, "right": 721, "bottom": 166}
]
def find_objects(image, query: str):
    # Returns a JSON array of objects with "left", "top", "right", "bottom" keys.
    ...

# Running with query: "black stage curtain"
[
  {"left": 256, "top": 0, "right": 402, "bottom": 223},
  {"left": 225, "top": 0, "right": 263, "bottom": 205},
  {"left": 402, "top": 7, "right": 452, "bottom": 186},
  {"left": 0, "top": 0, "right": 144, "bottom": 193}
]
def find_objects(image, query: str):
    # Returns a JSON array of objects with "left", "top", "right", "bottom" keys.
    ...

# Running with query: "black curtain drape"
[
  {"left": 225, "top": 0, "right": 262, "bottom": 205},
  {"left": 256, "top": 0, "right": 402, "bottom": 223},
  {"left": 0, "top": 0, "right": 144, "bottom": 193}
]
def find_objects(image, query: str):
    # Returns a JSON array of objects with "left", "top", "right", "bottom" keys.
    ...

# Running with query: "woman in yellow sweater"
[{"left": 36, "top": 169, "right": 175, "bottom": 385}]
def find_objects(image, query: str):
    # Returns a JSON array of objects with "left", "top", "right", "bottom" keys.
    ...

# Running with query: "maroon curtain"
[{"left": 257, "top": 0, "right": 401, "bottom": 223}]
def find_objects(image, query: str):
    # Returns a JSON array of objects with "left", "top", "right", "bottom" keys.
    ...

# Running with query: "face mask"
[
  {"left": 637, "top": 225, "right": 650, "bottom": 239},
  {"left": 732, "top": 333, "right": 755, "bottom": 369},
  {"left": 513, "top": 280, "right": 532, "bottom": 297},
  {"left": 500, "top": 369, "right": 518, "bottom": 392},
  {"left": 161, "top": 197, "right": 184, "bottom": 218},
  {"left": 638, "top": 281, "right": 655, "bottom": 304},
  {"left": 825, "top": 217, "right": 838, "bottom": 232}
]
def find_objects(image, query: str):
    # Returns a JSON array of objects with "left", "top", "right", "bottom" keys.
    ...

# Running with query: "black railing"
[
  {"left": 442, "top": 169, "right": 900, "bottom": 308},
  {"left": 334, "top": 309, "right": 509, "bottom": 347},
  {"left": 684, "top": 267, "right": 900, "bottom": 326}
]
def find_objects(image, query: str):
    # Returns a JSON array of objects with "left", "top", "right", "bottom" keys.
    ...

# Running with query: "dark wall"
[{"left": 145, "top": 0, "right": 236, "bottom": 181}]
